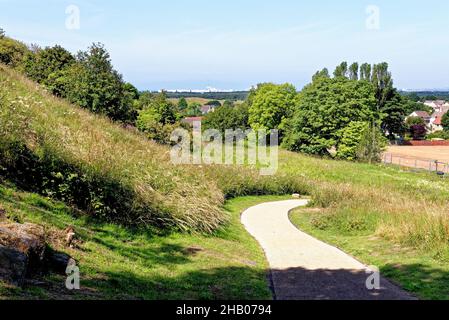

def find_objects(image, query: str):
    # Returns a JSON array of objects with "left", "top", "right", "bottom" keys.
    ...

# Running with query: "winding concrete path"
[{"left": 241, "top": 200, "right": 415, "bottom": 300}]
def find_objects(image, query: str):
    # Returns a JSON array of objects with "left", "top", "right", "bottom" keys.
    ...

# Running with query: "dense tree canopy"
[
  {"left": 283, "top": 77, "right": 377, "bottom": 156},
  {"left": 203, "top": 103, "right": 249, "bottom": 134},
  {"left": 23, "top": 45, "right": 75, "bottom": 84},
  {"left": 442, "top": 113, "right": 449, "bottom": 131},
  {"left": 248, "top": 83, "right": 298, "bottom": 134},
  {"left": 0, "top": 35, "right": 29, "bottom": 67},
  {"left": 53, "top": 43, "right": 136, "bottom": 122}
]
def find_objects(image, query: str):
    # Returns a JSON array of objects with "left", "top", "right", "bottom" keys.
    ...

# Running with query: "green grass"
[
  {"left": 290, "top": 209, "right": 449, "bottom": 300},
  {"left": 279, "top": 149, "right": 449, "bottom": 257},
  {"left": 0, "top": 182, "right": 287, "bottom": 300}
]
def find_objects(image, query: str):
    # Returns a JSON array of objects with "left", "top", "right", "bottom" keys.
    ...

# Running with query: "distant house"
[
  {"left": 200, "top": 105, "right": 217, "bottom": 115},
  {"left": 407, "top": 111, "right": 431, "bottom": 125},
  {"left": 424, "top": 100, "right": 449, "bottom": 113},
  {"left": 182, "top": 117, "right": 203, "bottom": 126},
  {"left": 429, "top": 112, "right": 444, "bottom": 132}
]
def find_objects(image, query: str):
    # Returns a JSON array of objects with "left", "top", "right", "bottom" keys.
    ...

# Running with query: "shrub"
[
  {"left": 0, "top": 37, "right": 29, "bottom": 67},
  {"left": 22, "top": 45, "right": 75, "bottom": 84},
  {"left": 410, "top": 124, "right": 427, "bottom": 140}
]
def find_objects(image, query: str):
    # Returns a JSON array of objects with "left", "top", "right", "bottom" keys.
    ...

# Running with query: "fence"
[{"left": 383, "top": 153, "right": 449, "bottom": 175}]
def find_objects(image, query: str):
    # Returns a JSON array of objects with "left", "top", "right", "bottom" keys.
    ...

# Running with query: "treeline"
[
  {"left": 166, "top": 91, "right": 249, "bottom": 101},
  {"left": 400, "top": 91, "right": 449, "bottom": 102},
  {"left": 202, "top": 61, "right": 426, "bottom": 161}
]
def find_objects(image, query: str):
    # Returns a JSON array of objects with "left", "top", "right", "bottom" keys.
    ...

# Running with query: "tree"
[
  {"left": 442, "top": 113, "right": 449, "bottom": 131},
  {"left": 337, "top": 121, "right": 369, "bottom": 161},
  {"left": 312, "top": 68, "right": 330, "bottom": 81},
  {"left": 54, "top": 43, "right": 135, "bottom": 123},
  {"left": 283, "top": 77, "right": 377, "bottom": 155},
  {"left": 410, "top": 125, "right": 427, "bottom": 140},
  {"left": 406, "top": 116, "right": 425, "bottom": 127},
  {"left": 333, "top": 62, "right": 348, "bottom": 78},
  {"left": 349, "top": 63, "right": 359, "bottom": 81},
  {"left": 0, "top": 36, "right": 29, "bottom": 67},
  {"left": 123, "top": 82, "right": 139, "bottom": 100},
  {"left": 0, "top": 28, "right": 5, "bottom": 39},
  {"left": 184, "top": 102, "right": 202, "bottom": 117},
  {"left": 205, "top": 100, "right": 222, "bottom": 107},
  {"left": 177, "top": 97, "right": 188, "bottom": 111},
  {"left": 380, "top": 90, "right": 408, "bottom": 138},
  {"left": 356, "top": 122, "right": 388, "bottom": 163},
  {"left": 136, "top": 92, "right": 181, "bottom": 144},
  {"left": 248, "top": 83, "right": 298, "bottom": 135},
  {"left": 203, "top": 103, "right": 248, "bottom": 134},
  {"left": 336, "top": 121, "right": 386, "bottom": 162},
  {"left": 360, "top": 63, "right": 372, "bottom": 81},
  {"left": 22, "top": 45, "right": 75, "bottom": 84},
  {"left": 371, "top": 62, "right": 394, "bottom": 111}
]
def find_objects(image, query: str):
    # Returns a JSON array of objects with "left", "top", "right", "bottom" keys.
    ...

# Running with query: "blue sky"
[{"left": 1, "top": 0, "right": 448, "bottom": 91}]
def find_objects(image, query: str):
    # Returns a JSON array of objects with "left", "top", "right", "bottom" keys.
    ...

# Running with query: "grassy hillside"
[
  {"left": 0, "top": 64, "right": 227, "bottom": 232},
  {"left": 0, "top": 181, "right": 281, "bottom": 299},
  {"left": 0, "top": 65, "right": 301, "bottom": 232}
]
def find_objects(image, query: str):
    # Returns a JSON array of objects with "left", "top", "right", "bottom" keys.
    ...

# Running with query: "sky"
[{"left": 1, "top": 0, "right": 449, "bottom": 91}]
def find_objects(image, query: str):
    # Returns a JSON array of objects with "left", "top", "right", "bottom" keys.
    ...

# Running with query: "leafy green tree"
[
  {"left": 22, "top": 45, "right": 75, "bottom": 84},
  {"left": 185, "top": 102, "right": 202, "bottom": 117},
  {"left": 137, "top": 92, "right": 181, "bottom": 144},
  {"left": 248, "top": 83, "right": 298, "bottom": 135},
  {"left": 205, "top": 100, "right": 221, "bottom": 107},
  {"left": 442, "top": 113, "right": 449, "bottom": 131},
  {"left": 0, "top": 36, "right": 29, "bottom": 67},
  {"left": 123, "top": 82, "right": 139, "bottom": 100},
  {"left": 177, "top": 97, "right": 188, "bottom": 111},
  {"left": 380, "top": 90, "right": 408, "bottom": 138},
  {"left": 0, "top": 28, "right": 5, "bottom": 39},
  {"left": 371, "top": 62, "right": 393, "bottom": 111},
  {"left": 406, "top": 116, "right": 425, "bottom": 127},
  {"left": 349, "top": 63, "right": 359, "bottom": 81},
  {"left": 360, "top": 63, "right": 372, "bottom": 81},
  {"left": 203, "top": 103, "right": 248, "bottom": 134},
  {"left": 283, "top": 77, "right": 377, "bottom": 155},
  {"left": 54, "top": 43, "right": 135, "bottom": 122},
  {"left": 356, "top": 122, "right": 388, "bottom": 163},
  {"left": 337, "top": 122, "right": 369, "bottom": 161},
  {"left": 312, "top": 68, "right": 330, "bottom": 81},
  {"left": 333, "top": 62, "right": 348, "bottom": 78}
]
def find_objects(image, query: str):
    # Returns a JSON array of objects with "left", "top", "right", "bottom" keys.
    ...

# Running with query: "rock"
[
  {"left": 292, "top": 193, "right": 301, "bottom": 199},
  {"left": 48, "top": 251, "right": 76, "bottom": 274},
  {"left": 0, "top": 222, "right": 46, "bottom": 286}
]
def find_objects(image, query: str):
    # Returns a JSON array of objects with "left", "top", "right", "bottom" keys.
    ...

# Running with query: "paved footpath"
[{"left": 241, "top": 200, "right": 415, "bottom": 300}]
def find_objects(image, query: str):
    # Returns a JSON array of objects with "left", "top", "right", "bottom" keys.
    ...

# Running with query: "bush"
[
  {"left": 426, "top": 131, "right": 449, "bottom": 141},
  {"left": 52, "top": 44, "right": 136, "bottom": 123},
  {"left": 410, "top": 124, "right": 427, "bottom": 140},
  {"left": 202, "top": 103, "right": 249, "bottom": 134},
  {"left": 337, "top": 122, "right": 369, "bottom": 161},
  {"left": 0, "top": 37, "right": 29, "bottom": 67},
  {"left": 22, "top": 45, "right": 75, "bottom": 84}
]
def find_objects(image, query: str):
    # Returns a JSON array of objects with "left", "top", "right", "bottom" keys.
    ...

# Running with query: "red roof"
[{"left": 182, "top": 117, "right": 203, "bottom": 125}]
